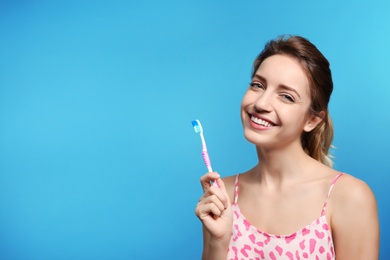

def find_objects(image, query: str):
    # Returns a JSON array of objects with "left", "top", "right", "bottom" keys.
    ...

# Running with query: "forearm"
[{"left": 202, "top": 237, "right": 230, "bottom": 260}]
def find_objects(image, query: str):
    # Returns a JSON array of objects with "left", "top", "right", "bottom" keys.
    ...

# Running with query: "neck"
[{"left": 251, "top": 142, "right": 317, "bottom": 186}]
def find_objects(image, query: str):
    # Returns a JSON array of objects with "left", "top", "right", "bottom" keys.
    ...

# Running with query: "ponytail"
[{"left": 302, "top": 110, "right": 334, "bottom": 167}]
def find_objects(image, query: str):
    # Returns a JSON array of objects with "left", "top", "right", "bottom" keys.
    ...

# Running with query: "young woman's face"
[{"left": 241, "top": 54, "right": 318, "bottom": 149}]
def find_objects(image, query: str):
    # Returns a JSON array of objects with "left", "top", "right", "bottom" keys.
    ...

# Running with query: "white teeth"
[{"left": 251, "top": 115, "right": 273, "bottom": 127}]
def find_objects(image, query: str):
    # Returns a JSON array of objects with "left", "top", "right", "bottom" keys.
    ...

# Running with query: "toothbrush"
[{"left": 192, "top": 119, "right": 219, "bottom": 187}]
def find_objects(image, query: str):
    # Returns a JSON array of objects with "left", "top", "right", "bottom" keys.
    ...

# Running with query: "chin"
[{"left": 243, "top": 129, "right": 269, "bottom": 146}]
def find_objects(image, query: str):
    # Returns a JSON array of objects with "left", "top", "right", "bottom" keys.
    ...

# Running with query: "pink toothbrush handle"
[
  {"left": 202, "top": 150, "right": 212, "bottom": 172},
  {"left": 202, "top": 150, "right": 219, "bottom": 188}
]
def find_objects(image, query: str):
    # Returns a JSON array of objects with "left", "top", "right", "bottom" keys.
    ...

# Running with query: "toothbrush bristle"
[{"left": 192, "top": 120, "right": 202, "bottom": 134}]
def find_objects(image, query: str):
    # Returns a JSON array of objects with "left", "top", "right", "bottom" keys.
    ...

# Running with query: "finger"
[
  {"left": 200, "top": 172, "right": 220, "bottom": 191},
  {"left": 208, "top": 203, "right": 222, "bottom": 217},
  {"left": 195, "top": 201, "right": 223, "bottom": 219},
  {"left": 196, "top": 191, "right": 226, "bottom": 219},
  {"left": 204, "top": 185, "right": 228, "bottom": 212},
  {"left": 201, "top": 194, "right": 226, "bottom": 212}
]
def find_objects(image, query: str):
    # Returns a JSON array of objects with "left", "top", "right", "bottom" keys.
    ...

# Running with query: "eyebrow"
[
  {"left": 252, "top": 74, "right": 302, "bottom": 99},
  {"left": 279, "top": 84, "right": 301, "bottom": 99}
]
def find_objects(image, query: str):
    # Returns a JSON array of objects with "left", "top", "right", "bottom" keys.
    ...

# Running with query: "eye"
[
  {"left": 249, "top": 82, "right": 265, "bottom": 90},
  {"left": 280, "top": 93, "right": 295, "bottom": 103}
]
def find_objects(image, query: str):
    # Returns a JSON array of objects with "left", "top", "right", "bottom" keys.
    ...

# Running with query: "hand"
[{"left": 195, "top": 172, "right": 233, "bottom": 241}]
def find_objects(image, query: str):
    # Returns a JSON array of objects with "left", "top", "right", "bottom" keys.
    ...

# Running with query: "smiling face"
[{"left": 241, "top": 54, "right": 322, "bottom": 149}]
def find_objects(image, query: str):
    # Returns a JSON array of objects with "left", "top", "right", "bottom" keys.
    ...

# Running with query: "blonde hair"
[{"left": 252, "top": 35, "right": 334, "bottom": 167}]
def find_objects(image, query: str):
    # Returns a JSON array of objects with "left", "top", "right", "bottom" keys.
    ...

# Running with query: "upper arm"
[{"left": 330, "top": 175, "right": 379, "bottom": 259}]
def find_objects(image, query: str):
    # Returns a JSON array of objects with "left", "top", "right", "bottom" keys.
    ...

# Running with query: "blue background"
[{"left": 0, "top": 1, "right": 389, "bottom": 259}]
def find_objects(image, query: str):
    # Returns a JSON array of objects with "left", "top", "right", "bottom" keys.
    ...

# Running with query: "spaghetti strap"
[
  {"left": 233, "top": 174, "right": 240, "bottom": 205},
  {"left": 321, "top": 173, "right": 344, "bottom": 216}
]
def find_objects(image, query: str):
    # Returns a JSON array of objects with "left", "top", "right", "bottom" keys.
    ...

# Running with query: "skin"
[{"left": 195, "top": 54, "right": 379, "bottom": 259}]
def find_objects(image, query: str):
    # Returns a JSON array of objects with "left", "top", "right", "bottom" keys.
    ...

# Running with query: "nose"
[{"left": 254, "top": 90, "right": 273, "bottom": 113}]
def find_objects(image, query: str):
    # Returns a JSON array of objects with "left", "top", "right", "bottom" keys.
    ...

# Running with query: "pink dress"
[{"left": 227, "top": 173, "right": 344, "bottom": 260}]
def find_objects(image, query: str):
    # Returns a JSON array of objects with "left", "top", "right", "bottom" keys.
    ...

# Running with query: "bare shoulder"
[
  {"left": 222, "top": 175, "right": 237, "bottom": 205},
  {"left": 329, "top": 174, "right": 379, "bottom": 257},
  {"left": 331, "top": 173, "right": 377, "bottom": 208}
]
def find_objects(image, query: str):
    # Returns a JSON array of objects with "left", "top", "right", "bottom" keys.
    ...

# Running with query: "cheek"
[
  {"left": 240, "top": 91, "right": 254, "bottom": 108},
  {"left": 240, "top": 94, "right": 251, "bottom": 123},
  {"left": 277, "top": 106, "right": 308, "bottom": 125},
  {"left": 240, "top": 101, "right": 247, "bottom": 122}
]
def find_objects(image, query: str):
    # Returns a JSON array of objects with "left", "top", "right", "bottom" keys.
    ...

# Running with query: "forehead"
[{"left": 254, "top": 54, "right": 310, "bottom": 97}]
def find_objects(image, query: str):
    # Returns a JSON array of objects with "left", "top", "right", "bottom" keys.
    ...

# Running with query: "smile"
[{"left": 250, "top": 115, "right": 275, "bottom": 127}]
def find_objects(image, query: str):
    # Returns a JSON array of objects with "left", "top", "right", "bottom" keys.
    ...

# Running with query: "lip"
[{"left": 247, "top": 113, "right": 278, "bottom": 130}]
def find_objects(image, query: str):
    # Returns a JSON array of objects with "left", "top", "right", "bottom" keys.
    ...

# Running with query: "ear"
[{"left": 303, "top": 111, "right": 325, "bottom": 132}]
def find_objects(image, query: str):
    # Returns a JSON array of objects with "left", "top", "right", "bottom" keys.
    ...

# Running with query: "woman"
[{"left": 195, "top": 35, "right": 379, "bottom": 259}]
